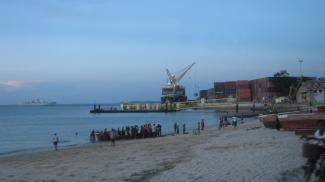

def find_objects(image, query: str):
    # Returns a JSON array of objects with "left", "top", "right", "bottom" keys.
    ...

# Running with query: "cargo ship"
[{"left": 22, "top": 99, "right": 56, "bottom": 106}]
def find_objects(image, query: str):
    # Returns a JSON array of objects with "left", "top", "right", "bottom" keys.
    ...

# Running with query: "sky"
[{"left": 0, "top": 0, "right": 325, "bottom": 104}]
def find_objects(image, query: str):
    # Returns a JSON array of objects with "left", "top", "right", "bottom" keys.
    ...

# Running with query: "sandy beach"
[{"left": 0, "top": 118, "right": 306, "bottom": 182}]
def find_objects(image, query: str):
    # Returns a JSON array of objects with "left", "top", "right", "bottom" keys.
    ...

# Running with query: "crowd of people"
[
  {"left": 90, "top": 123, "right": 163, "bottom": 143},
  {"left": 52, "top": 116, "right": 247, "bottom": 150}
]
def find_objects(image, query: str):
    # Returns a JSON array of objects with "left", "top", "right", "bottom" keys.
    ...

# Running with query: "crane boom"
[
  {"left": 166, "top": 69, "right": 174, "bottom": 84},
  {"left": 176, "top": 62, "right": 196, "bottom": 82}
]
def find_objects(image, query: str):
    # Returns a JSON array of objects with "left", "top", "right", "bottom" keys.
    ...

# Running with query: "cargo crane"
[{"left": 161, "top": 62, "right": 196, "bottom": 103}]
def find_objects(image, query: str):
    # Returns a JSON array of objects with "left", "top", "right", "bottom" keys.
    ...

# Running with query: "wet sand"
[{"left": 0, "top": 118, "right": 306, "bottom": 182}]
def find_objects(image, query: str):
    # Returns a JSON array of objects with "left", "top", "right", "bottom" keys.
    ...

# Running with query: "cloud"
[
  {"left": 0, "top": 80, "right": 26, "bottom": 88},
  {"left": 0, "top": 80, "right": 44, "bottom": 92}
]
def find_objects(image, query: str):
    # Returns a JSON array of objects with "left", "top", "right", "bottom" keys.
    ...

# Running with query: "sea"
[{"left": 0, "top": 104, "right": 221, "bottom": 156}]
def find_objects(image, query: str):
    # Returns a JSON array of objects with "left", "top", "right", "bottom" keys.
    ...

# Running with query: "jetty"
[
  {"left": 90, "top": 103, "right": 181, "bottom": 113},
  {"left": 90, "top": 100, "right": 310, "bottom": 114}
]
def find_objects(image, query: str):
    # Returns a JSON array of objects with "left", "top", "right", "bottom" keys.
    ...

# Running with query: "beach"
[{"left": 0, "top": 118, "right": 306, "bottom": 182}]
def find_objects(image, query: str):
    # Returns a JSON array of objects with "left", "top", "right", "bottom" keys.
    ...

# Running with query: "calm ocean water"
[{"left": 0, "top": 105, "right": 221, "bottom": 156}]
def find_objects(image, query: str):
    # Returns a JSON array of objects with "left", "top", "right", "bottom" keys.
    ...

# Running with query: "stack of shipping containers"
[
  {"left": 207, "top": 88, "right": 216, "bottom": 100},
  {"left": 224, "top": 81, "right": 236, "bottom": 98},
  {"left": 236, "top": 80, "right": 251, "bottom": 102},
  {"left": 201, "top": 77, "right": 300, "bottom": 102},
  {"left": 249, "top": 77, "right": 275, "bottom": 102},
  {"left": 199, "top": 90, "right": 208, "bottom": 99},
  {"left": 214, "top": 82, "right": 226, "bottom": 99},
  {"left": 214, "top": 81, "right": 236, "bottom": 98}
]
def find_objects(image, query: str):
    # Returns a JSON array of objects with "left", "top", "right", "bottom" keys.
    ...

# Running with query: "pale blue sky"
[{"left": 0, "top": 0, "right": 325, "bottom": 104}]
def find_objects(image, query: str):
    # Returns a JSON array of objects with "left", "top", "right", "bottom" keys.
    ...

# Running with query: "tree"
[
  {"left": 274, "top": 70, "right": 290, "bottom": 77},
  {"left": 272, "top": 70, "right": 298, "bottom": 97}
]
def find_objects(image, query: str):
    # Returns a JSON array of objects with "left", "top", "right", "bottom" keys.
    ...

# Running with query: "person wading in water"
[{"left": 52, "top": 133, "right": 59, "bottom": 151}]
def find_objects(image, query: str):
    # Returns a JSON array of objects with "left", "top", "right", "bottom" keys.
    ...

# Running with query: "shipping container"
[
  {"left": 207, "top": 88, "right": 216, "bottom": 100},
  {"left": 236, "top": 86, "right": 251, "bottom": 101},
  {"left": 199, "top": 90, "right": 208, "bottom": 99},
  {"left": 216, "top": 93, "right": 226, "bottom": 99},
  {"left": 236, "top": 80, "right": 249, "bottom": 88}
]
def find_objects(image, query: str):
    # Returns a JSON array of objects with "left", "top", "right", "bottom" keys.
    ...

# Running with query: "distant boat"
[{"left": 22, "top": 99, "right": 56, "bottom": 106}]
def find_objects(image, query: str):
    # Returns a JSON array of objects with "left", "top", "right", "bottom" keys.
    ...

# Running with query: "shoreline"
[
  {"left": 0, "top": 116, "right": 225, "bottom": 158},
  {"left": 0, "top": 118, "right": 306, "bottom": 182}
]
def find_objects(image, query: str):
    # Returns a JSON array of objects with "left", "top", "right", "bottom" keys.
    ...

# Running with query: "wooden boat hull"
[
  {"left": 278, "top": 113, "right": 325, "bottom": 131},
  {"left": 294, "top": 128, "right": 316, "bottom": 136},
  {"left": 258, "top": 114, "right": 277, "bottom": 129},
  {"left": 318, "top": 106, "right": 325, "bottom": 113}
]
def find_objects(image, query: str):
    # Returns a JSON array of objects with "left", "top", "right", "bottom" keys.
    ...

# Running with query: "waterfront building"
[{"left": 296, "top": 79, "right": 325, "bottom": 104}]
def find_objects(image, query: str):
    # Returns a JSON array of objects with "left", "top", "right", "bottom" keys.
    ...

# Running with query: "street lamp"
[{"left": 298, "top": 59, "right": 303, "bottom": 77}]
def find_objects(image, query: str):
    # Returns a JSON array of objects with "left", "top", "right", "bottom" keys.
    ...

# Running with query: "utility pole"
[{"left": 298, "top": 59, "right": 303, "bottom": 77}]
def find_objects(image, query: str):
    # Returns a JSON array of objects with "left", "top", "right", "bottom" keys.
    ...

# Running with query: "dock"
[
  {"left": 90, "top": 103, "right": 181, "bottom": 113},
  {"left": 90, "top": 101, "right": 310, "bottom": 114}
]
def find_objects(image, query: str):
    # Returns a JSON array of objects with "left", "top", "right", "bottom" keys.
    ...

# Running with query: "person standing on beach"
[
  {"left": 174, "top": 122, "right": 177, "bottom": 134},
  {"left": 197, "top": 121, "right": 200, "bottom": 134},
  {"left": 201, "top": 119, "right": 205, "bottom": 131},
  {"left": 219, "top": 117, "right": 224, "bottom": 129},
  {"left": 90, "top": 130, "right": 96, "bottom": 142},
  {"left": 225, "top": 116, "right": 228, "bottom": 125},
  {"left": 110, "top": 129, "right": 116, "bottom": 146},
  {"left": 52, "top": 133, "right": 59, "bottom": 151},
  {"left": 152, "top": 124, "right": 156, "bottom": 137},
  {"left": 182, "top": 123, "right": 186, "bottom": 134},
  {"left": 232, "top": 116, "right": 237, "bottom": 128}
]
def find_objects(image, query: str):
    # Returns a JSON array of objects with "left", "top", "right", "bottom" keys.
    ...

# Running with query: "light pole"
[{"left": 298, "top": 59, "right": 303, "bottom": 77}]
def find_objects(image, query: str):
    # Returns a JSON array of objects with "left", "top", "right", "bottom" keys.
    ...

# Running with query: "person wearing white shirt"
[
  {"left": 232, "top": 116, "right": 237, "bottom": 128},
  {"left": 314, "top": 120, "right": 325, "bottom": 140}
]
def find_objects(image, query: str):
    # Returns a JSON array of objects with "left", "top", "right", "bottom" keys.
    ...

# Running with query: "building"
[
  {"left": 207, "top": 88, "right": 216, "bottom": 100},
  {"left": 250, "top": 77, "right": 300, "bottom": 102},
  {"left": 214, "top": 81, "right": 236, "bottom": 99},
  {"left": 296, "top": 79, "right": 325, "bottom": 104},
  {"left": 199, "top": 90, "right": 208, "bottom": 100},
  {"left": 249, "top": 77, "right": 276, "bottom": 102},
  {"left": 236, "top": 80, "right": 251, "bottom": 102}
]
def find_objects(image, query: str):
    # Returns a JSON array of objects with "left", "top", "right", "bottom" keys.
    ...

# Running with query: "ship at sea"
[
  {"left": 161, "top": 62, "right": 195, "bottom": 103},
  {"left": 22, "top": 99, "right": 56, "bottom": 106}
]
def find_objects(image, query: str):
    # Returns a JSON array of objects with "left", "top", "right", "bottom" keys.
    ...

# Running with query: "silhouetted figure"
[
  {"left": 52, "top": 133, "right": 59, "bottom": 151},
  {"left": 219, "top": 117, "right": 224, "bottom": 129},
  {"left": 236, "top": 103, "right": 239, "bottom": 113},
  {"left": 174, "top": 122, "right": 177, "bottom": 134},
  {"left": 183, "top": 123, "right": 186, "bottom": 134},
  {"left": 275, "top": 116, "right": 281, "bottom": 131},
  {"left": 110, "top": 129, "right": 116, "bottom": 146},
  {"left": 197, "top": 122, "right": 201, "bottom": 134},
  {"left": 201, "top": 119, "right": 205, "bottom": 130},
  {"left": 90, "top": 130, "right": 96, "bottom": 142}
]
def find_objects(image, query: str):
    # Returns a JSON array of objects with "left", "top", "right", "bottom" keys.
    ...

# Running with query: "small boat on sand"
[
  {"left": 278, "top": 112, "right": 325, "bottom": 132},
  {"left": 258, "top": 113, "right": 278, "bottom": 129}
]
